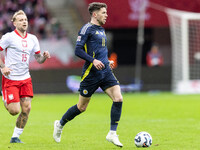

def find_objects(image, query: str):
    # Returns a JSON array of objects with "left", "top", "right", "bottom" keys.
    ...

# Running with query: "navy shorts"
[{"left": 79, "top": 71, "right": 119, "bottom": 97}]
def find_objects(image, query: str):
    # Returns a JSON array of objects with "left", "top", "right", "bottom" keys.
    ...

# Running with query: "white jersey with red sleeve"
[{"left": 0, "top": 29, "right": 41, "bottom": 80}]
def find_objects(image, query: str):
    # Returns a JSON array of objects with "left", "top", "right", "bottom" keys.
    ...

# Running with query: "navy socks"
[
  {"left": 59, "top": 102, "right": 122, "bottom": 130},
  {"left": 60, "top": 104, "right": 81, "bottom": 126},
  {"left": 110, "top": 102, "right": 123, "bottom": 131}
]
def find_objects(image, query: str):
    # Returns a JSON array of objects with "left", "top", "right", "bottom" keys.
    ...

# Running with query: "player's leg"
[
  {"left": 10, "top": 78, "right": 33, "bottom": 143},
  {"left": 105, "top": 85, "right": 123, "bottom": 147},
  {"left": 60, "top": 95, "right": 90, "bottom": 125},
  {"left": 6, "top": 103, "right": 21, "bottom": 115},
  {"left": 105, "top": 85, "right": 123, "bottom": 130},
  {"left": 53, "top": 80, "right": 98, "bottom": 143},
  {"left": 53, "top": 95, "right": 91, "bottom": 143},
  {"left": 1, "top": 76, "right": 24, "bottom": 143},
  {"left": 18, "top": 97, "right": 32, "bottom": 128},
  {"left": 5, "top": 100, "right": 24, "bottom": 143},
  {"left": 2, "top": 76, "right": 21, "bottom": 115},
  {"left": 100, "top": 70, "right": 123, "bottom": 147},
  {"left": 10, "top": 97, "right": 32, "bottom": 143},
  {"left": 6, "top": 101, "right": 24, "bottom": 143}
]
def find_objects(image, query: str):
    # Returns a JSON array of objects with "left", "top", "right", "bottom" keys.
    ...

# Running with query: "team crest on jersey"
[
  {"left": 83, "top": 89, "right": 88, "bottom": 95},
  {"left": 8, "top": 94, "right": 14, "bottom": 100},
  {"left": 22, "top": 40, "right": 27, "bottom": 47},
  {"left": 77, "top": 36, "right": 81, "bottom": 41},
  {"left": 96, "top": 31, "right": 99, "bottom": 34}
]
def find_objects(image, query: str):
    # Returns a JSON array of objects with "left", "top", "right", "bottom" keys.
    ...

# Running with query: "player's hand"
[
  {"left": 109, "top": 60, "right": 114, "bottom": 69},
  {"left": 43, "top": 51, "right": 51, "bottom": 59},
  {"left": 93, "top": 59, "right": 105, "bottom": 70},
  {"left": 1, "top": 66, "right": 12, "bottom": 76}
]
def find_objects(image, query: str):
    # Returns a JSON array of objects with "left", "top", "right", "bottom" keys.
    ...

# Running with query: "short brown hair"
[
  {"left": 11, "top": 10, "right": 26, "bottom": 22},
  {"left": 88, "top": 2, "right": 107, "bottom": 15}
]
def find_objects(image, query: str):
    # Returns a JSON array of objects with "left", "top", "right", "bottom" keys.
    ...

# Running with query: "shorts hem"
[
  {"left": 80, "top": 93, "right": 92, "bottom": 98},
  {"left": 102, "top": 83, "right": 119, "bottom": 91},
  {"left": 20, "top": 95, "right": 33, "bottom": 98}
]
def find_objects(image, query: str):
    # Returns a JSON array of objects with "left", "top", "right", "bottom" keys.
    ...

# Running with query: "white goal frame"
[{"left": 166, "top": 8, "right": 200, "bottom": 94}]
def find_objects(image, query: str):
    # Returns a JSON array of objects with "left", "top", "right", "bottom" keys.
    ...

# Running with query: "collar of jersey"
[
  {"left": 14, "top": 29, "right": 28, "bottom": 39},
  {"left": 89, "top": 22, "right": 101, "bottom": 27}
]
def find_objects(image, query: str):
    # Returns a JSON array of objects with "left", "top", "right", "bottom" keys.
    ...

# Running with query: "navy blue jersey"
[{"left": 75, "top": 23, "right": 110, "bottom": 84}]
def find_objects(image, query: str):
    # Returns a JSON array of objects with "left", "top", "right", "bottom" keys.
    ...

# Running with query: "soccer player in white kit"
[{"left": 0, "top": 10, "right": 50, "bottom": 143}]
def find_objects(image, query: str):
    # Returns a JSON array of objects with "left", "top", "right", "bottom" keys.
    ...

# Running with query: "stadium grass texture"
[{"left": 0, "top": 93, "right": 200, "bottom": 150}]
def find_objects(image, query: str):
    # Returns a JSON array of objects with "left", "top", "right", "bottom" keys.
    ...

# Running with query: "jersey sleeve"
[
  {"left": 76, "top": 27, "right": 90, "bottom": 47},
  {"left": 75, "top": 26, "right": 94, "bottom": 63},
  {"left": 32, "top": 35, "right": 41, "bottom": 54},
  {"left": 0, "top": 33, "right": 10, "bottom": 51}
]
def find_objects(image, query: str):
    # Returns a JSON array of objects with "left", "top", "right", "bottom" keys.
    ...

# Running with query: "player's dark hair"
[{"left": 88, "top": 2, "right": 107, "bottom": 16}]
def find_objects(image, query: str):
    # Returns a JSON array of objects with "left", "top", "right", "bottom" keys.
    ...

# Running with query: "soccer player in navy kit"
[{"left": 53, "top": 2, "right": 123, "bottom": 147}]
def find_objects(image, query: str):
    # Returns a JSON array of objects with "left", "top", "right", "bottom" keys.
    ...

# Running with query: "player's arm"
[
  {"left": 75, "top": 28, "right": 104, "bottom": 70},
  {"left": 0, "top": 53, "right": 5, "bottom": 69},
  {"left": 0, "top": 44, "right": 12, "bottom": 76},
  {"left": 75, "top": 45, "right": 94, "bottom": 63},
  {"left": 0, "top": 60, "right": 11, "bottom": 76},
  {"left": 109, "top": 60, "right": 114, "bottom": 69},
  {"left": 75, "top": 45, "right": 105, "bottom": 70},
  {"left": 34, "top": 51, "right": 50, "bottom": 64},
  {"left": 33, "top": 35, "right": 50, "bottom": 64}
]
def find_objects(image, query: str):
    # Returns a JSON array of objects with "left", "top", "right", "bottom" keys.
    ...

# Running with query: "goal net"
[{"left": 166, "top": 9, "right": 200, "bottom": 94}]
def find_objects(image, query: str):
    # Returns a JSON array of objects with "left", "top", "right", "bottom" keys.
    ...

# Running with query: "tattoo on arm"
[
  {"left": 34, "top": 53, "right": 46, "bottom": 64},
  {"left": 0, "top": 59, "right": 5, "bottom": 69},
  {"left": 16, "top": 112, "right": 28, "bottom": 128}
]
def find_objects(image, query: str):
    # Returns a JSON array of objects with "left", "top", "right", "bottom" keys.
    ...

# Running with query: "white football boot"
[
  {"left": 53, "top": 120, "right": 63, "bottom": 143},
  {"left": 106, "top": 131, "right": 123, "bottom": 147}
]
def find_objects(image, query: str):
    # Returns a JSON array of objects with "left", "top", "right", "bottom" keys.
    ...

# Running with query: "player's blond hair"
[{"left": 11, "top": 10, "right": 26, "bottom": 22}]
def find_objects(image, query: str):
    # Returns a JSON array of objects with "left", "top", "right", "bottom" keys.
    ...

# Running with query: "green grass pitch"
[{"left": 0, "top": 92, "right": 200, "bottom": 150}]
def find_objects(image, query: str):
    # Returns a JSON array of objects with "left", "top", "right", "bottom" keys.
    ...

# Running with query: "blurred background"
[{"left": 1, "top": 0, "right": 200, "bottom": 94}]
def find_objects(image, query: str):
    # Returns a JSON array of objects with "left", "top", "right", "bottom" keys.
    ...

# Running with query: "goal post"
[{"left": 166, "top": 9, "right": 200, "bottom": 94}]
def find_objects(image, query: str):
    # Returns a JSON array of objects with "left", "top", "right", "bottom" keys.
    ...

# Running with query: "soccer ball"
[{"left": 134, "top": 131, "right": 152, "bottom": 147}]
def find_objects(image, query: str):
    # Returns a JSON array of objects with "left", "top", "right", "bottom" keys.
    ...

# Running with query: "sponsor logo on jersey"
[
  {"left": 83, "top": 89, "right": 88, "bottom": 95},
  {"left": 77, "top": 36, "right": 81, "bottom": 41}
]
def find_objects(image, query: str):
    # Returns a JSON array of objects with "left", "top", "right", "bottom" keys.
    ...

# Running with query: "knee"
[
  {"left": 7, "top": 104, "right": 20, "bottom": 116},
  {"left": 79, "top": 107, "right": 87, "bottom": 112},
  {"left": 77, "top": 105, "right": 87, "bottom": 112},
  {"left": 9, "top": 108, "right": 20, "bottom": 116},
  {"left": 113, "top": 96, "right": 123, "bottom": 102},
  {"left": 23, "top": 105, "right": 31, "bottom": 114}
]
